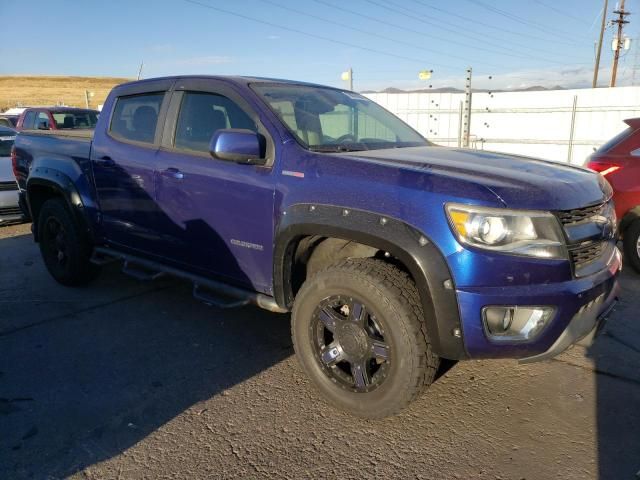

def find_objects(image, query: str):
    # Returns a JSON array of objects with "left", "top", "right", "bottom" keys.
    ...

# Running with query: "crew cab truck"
[{"left": 13, "top": 76, "right": 621, "bottom": 418}]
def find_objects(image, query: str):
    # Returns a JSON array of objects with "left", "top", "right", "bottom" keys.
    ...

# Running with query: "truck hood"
[{"left": 342, "top": 146, "right": 611, "bottom": 210}]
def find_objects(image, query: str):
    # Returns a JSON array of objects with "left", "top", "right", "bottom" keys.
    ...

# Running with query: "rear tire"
[
  {"left": 38, "top": 198, "right": 100, "bottom": 286},
  {"left": 623, "top": 219, "right": 640, "bottom": 273},
  {"left": 292, "top": 258, "right": 439, "bottom": 418}
]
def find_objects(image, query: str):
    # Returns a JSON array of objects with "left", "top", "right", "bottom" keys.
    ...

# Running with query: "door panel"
[
  {"left": 154, "top": 84, "right": 276, "bottom": 292},
  {"left": 91, "top": 90, "right": 170, "bottom": 254}
]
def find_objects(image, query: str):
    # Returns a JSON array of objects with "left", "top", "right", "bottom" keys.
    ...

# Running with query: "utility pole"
[
  {"left": 462, "top": 67, "right": 472, "bottom": 148},
  {"left": 593, "top": 0, "right": 608, "bottom": 88},
  {"left": 611, "top": 0, "right": 630, "bottom": 87},
  {"left": 137, "top": 61, "right": 144, "bottom": 81}
]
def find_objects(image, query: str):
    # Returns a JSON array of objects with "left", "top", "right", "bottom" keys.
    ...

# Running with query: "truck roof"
[
  {"left": 114, "top": 75, "right": 343, "bottom": 91},
  {"left": 21, "top": 106, "right": 99, "bottom": 113}
]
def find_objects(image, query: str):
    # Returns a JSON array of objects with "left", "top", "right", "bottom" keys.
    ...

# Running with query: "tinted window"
[
  {"left": 109, "top": 93, "right": 164, "bottom": 144},
  {"left": 596, "top": 127, "right": 633, "bottom": 154},
  {"left": 0, "top": 131, "right": 15, "bottom": 156},
  {"left": 52, "top": 111, "right": 98, "bottom": 129},
  {"left": 22, "top": 111, "right": 36, "bottom": 129},
  {"left": 174, "top": 92, "right": 257, "bottom": 153},
  {"left": 36, "top": 112, "right": 50, "bottom": 129}
]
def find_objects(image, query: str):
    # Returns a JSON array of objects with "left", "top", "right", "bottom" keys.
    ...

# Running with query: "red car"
[
  {"left": 16, "top": 107, "right": 99, "bottom": 131},
  {"left": 587, "top": 118, "right": 640, "bottom": 272}
]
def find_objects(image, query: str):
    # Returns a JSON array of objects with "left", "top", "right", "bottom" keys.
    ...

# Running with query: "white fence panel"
[{"left": 365, "top": 86, "right": 640, "bottom": 164}]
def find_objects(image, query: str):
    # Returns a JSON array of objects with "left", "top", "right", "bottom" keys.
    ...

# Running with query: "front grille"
[
  {"left": 0, "top": 181, "right": 17, "bottom": 192},
  {"left": 569, "top": 241, "right": 606, "bottom": 269},
  {"left": 0, "top": 206, "right": 22, "bottom": 216},
  {"left": 556, "top": 202, "right": 605, "bottom": 225}
]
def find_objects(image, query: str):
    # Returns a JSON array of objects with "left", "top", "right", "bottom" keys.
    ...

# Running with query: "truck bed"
[{"left": 13, "top": 129, "right": 93, "bottom": 189}]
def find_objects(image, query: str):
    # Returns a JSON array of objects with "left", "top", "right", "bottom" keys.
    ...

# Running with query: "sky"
[{"left": 1, "top": 0, "right": 639, "bottom": 91}]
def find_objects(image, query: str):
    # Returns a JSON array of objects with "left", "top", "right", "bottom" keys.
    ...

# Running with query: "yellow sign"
[
  {"left": 418, "top": 70, "right": 432, "bottom": 80},
  {"left": 341, "top": 71, "right": 351, "bottom": 81}
]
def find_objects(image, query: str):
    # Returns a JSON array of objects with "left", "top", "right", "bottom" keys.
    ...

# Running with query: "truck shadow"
[
  {"left": 588, "top": 268, "right": 640, "bottom": 480},
  {"left": 0, "top": 237, "right": 294, "bottom": 478},
  {"left": 0, "top": 152, "right": 293, "bottom": 478}
]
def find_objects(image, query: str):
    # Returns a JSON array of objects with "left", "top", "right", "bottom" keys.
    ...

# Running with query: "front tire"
[
  {"left": 292, "top": 258, "right": 439, "bottom": 418},
  {"left": 623, "top": 219, "right": 640, "bottom": 273},
  {"left": 38, "top": 198, "right": 100, "bottom": 286}
]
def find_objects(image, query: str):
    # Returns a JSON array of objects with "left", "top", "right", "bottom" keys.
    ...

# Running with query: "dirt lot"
[
  {"left": 0, "top": 76, "right": 129, "bottom": 111},
  {"left": 1, "top": 222, "right": 639, "bottom": 480}
]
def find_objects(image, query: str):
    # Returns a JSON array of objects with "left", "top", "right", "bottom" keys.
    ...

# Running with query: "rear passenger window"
[
  {"left": 109, "top": 92, "right": 164, "bottom": 144},
  {"left": 174, "top": 92, "right": 257, "bottom": 153},
  {"left": 22, "top": 111, "right": 36, "bottom": 129},
  {"left": 36, "top": 112, "right": 50, "bottom": 129}
]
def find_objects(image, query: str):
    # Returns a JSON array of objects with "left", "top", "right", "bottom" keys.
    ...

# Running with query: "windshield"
[
  {"left": 252, "top": 84, "right": 428, "bottom": 152},
  {"left": 52, "top": 111, "right": 99, "bottom": 129}
]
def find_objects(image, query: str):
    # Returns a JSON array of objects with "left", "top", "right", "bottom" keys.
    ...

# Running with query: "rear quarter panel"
[{"left": 15, "top": 131, "right": 100, "bottom": 225}]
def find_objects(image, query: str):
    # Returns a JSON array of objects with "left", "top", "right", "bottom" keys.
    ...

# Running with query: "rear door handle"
[{"left": 161, "top": 167, "right": 184, "bottom": 180}]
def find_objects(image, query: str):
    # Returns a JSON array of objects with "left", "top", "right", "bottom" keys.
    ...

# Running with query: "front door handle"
[
  {"left": 161, "top": 167, "right": 184, "bottom": 180},
  {"left": 95, "top": 156, "right": 115, "bottom": 167}
]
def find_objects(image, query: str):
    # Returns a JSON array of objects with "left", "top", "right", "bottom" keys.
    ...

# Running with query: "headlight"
[{"left": 445, "top": 203, "right": 566, "bottom": 259}]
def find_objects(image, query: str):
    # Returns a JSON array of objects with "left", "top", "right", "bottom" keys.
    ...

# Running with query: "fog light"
[{"left": 482, "top": 306, "right": 555, "bottom": 342}]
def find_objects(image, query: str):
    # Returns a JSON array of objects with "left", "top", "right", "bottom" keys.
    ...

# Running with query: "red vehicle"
[
  {"left": 16, "top": 107, "right": 99, "bottom": 131},
  {"left": 587, "top": 118, "right": 640, "bottom": 272}
]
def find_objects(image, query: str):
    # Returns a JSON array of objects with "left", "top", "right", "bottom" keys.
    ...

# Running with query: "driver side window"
[{"left": 174, "top": 92, "right": 257, "bottom": 153}]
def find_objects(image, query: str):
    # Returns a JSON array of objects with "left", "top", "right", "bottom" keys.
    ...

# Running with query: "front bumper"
[
  {"left": 518, "top": 294, "right": 617, "bottom": 363},
  {"left": 457, "top": 247, "right": 622, "bottom": 361}
]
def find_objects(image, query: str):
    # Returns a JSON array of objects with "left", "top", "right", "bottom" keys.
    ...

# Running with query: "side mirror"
[
  {"left": 37, "top": 121, "right": 50, "bottom": 130},
  {"left": 209, "top": 129, "right": 265, "bottom": 165}
]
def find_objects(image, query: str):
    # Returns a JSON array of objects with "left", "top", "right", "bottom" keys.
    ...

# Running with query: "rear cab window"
[
  {"left": 52, "top": 111, "right": 99, "bottom": 129},
  {"left": 109, "top": 93, "right": 165, "bottom": 144}
]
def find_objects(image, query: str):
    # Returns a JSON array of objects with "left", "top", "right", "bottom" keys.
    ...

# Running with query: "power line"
[
  {"left": 364, "top": 0, "right": 591, "bottom": 65},
  {"left": 388, "top": 0, "right": 591, "bottom": 58},
  {"left": 258, "top": 0, "right": 501, "bottom": 68},
  {"left": 270, "top": 0, "right": 559, "bottom": 66},
  {"left": 464, "top": 0, "right": 593, "bottom": 43},
  {"left": 409, "top": 0, "right": 586, "bottom": 47},
  {"left": 531, "top": 0, "right": 591, "bottom": 25},
  {"left": 181, "top": 0, "right": 461, "bottom": 70}
]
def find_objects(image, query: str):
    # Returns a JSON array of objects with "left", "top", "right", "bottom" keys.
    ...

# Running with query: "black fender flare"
[
  {"left": 273, "top": 203, "right": 468, "bottom": 360},
  {"left": 26, "top": 168, "right": 95, "bottom": 243}
]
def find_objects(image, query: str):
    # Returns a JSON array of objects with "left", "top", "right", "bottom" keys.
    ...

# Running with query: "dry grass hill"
[{"left": 0, "top": 76, "right": 132, "bottom": 112}]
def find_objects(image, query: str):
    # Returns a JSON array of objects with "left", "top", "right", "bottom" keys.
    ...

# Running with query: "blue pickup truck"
[{"left": 12, "top": 76, "right": 621, "bottom": 417}]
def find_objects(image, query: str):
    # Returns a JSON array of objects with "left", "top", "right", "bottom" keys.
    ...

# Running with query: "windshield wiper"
[{"left": 308, "top": 144, "right": 368, "bottom": 153}]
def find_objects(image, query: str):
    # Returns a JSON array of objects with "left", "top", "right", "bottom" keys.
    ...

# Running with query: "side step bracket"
[
  {"left": 193, "top": 284, "right": 250, "bottom": 309},
  {"left": 122, "top": 260, "right": 165, "bottom": 281},
  {"left": 91, "top": 246, "right": 288, "bottom": 314}
]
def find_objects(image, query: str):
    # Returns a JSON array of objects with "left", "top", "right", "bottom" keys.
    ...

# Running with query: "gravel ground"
[{"left": 1, "top": 222, "right": 639, "bottom": 480}]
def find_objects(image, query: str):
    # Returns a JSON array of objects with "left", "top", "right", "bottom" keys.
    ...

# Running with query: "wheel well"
[
  {"left": 27, "top": 184, "right": 63, "bottom": 240},
  {"left": 620, "top": 207, "right": 640, "bottom": 237},
  {"left": 288, "top": 235, "right": 413, "bottom": 301}
]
